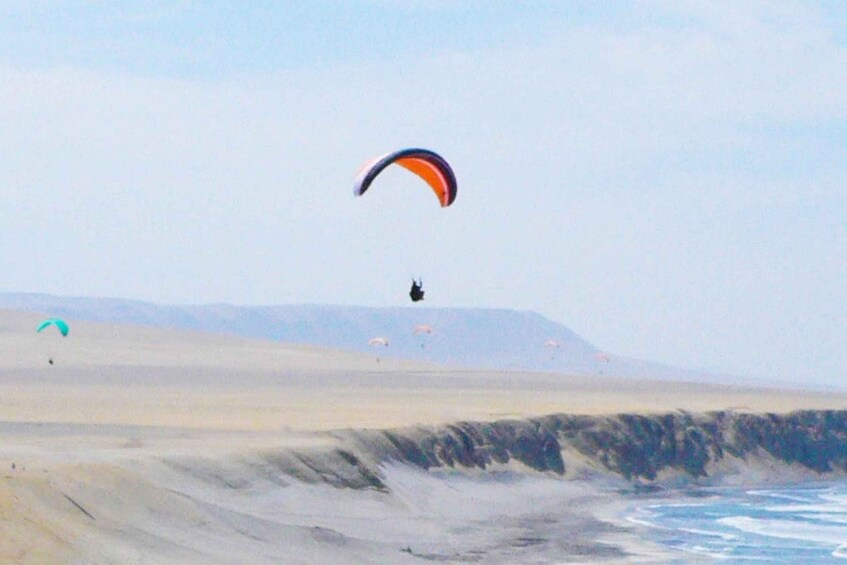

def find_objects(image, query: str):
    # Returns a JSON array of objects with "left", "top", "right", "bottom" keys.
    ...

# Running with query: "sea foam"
[{"left": 630, "top": 483, "right": 847, "bottom": 561}]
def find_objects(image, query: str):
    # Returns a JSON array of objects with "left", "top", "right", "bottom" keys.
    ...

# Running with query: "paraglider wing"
[
  {"left": 412, "top": 324, "right": 433, "bottom": 336},
  {"left": 353, "top": 148, "right": 457, "bottom": 207},
  {"left": 368, "top": 337, "right": 390, "bottom": 347},
  {"left": 36, "top": 319, "right": 69, "bottom": 337}
]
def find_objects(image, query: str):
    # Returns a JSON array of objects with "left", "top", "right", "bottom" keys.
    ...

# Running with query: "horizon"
[
  {"left": 0, "top": 290, "right": 798, "bottom": 391},
  {"left": 1, "top": 2, "right": 845, "bottom": 385}
]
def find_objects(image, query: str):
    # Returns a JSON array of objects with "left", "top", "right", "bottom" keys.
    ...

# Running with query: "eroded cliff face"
[{"left": 253, "top": 411, "right": 847, "bottom": 489}]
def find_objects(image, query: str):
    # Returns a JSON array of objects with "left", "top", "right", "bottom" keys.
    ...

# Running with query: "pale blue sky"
[{"left": 1, "top": 1, "right": 845, "bottom": 385}]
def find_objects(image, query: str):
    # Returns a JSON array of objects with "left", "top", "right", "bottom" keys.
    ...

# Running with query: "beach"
[{"left": 3, "top": 309, "right": 847, "bottom": 563}]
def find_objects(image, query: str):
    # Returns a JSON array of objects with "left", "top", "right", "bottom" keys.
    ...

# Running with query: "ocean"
[{"left": 627, "top": 482, "right": 847, "bottom": 562}]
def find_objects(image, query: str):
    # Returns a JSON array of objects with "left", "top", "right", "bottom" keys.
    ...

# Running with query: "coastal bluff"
[
  {"left": 3, "top": 309, "right": 847, "bottom": 561},
  {"left": 260, "top": 410, "right": 847, "bottom": 488},
  {"left": 4, "top": 410, "right": 845, "bottom": 562}
]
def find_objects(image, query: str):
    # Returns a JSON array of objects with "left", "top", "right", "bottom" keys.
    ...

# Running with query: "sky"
[{"left": 1, "top": 1, "right": 845, "bottom": 385}]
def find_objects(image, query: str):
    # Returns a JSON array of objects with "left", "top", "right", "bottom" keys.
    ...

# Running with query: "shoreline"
[
  {"left": 5, "top": 409, "right": 847, "bottom": 562},
  {"left": 2, "top": 313, "right": 846, "bottom": 561}
]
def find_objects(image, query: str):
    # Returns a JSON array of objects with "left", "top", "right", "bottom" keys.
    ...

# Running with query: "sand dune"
[
  {"left": 2, "top": 308, "right": 846, "bottom": 562},
  {"left": 3, "top": 309, "right": 844, "bottom": 434}
]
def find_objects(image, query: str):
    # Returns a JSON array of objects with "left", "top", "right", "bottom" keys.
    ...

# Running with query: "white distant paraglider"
[
  {"left": 368, "top": 336, "right": 389, "bottom": 363},
  {"left": 544, "top": 339, "right": 561, "bottom": 362}
]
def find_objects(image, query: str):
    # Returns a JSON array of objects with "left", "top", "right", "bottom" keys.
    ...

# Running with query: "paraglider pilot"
[{"left": 409, "top": 279, "right": 425, "bottom": 302}]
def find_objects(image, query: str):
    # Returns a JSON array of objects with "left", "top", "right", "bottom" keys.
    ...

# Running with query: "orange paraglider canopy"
[{"left": 353, "top": 148, "right": 457, "bottom": 207}]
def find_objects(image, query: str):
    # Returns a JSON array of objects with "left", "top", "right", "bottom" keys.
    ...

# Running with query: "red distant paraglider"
[
  {"left": 413, "top": 324, "right": 433, "bottom": 350},
  {"left": 594, "top": 352, "right": 611, "bottom": 374},
  {"left": 412, "top": 324, "right": 433, "bottom": 336}
]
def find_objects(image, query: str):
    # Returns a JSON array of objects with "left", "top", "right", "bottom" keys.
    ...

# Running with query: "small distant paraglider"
[
  {"left": 36, "top": 318, "right": 69, "bottom": 365},
  {"left": 594, "top": 352, "right": 611, "bottom": 374},
  {"left": 413, "top": 324, "right": 433, "bottom": 349},
  {"left": 544, "top": 339, "right": 561, "bottom": 361},
  {"left": 368, "top": 337, "right": 389, "bottom": 363},
  {"left": 353, "top": 148, "right": 457, "bottom": 302}
]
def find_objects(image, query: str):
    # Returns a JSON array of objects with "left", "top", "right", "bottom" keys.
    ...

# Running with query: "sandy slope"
[
  {"left": 1, "top": 308, "right": 845, "bottom": 563},
  {"left": 2, "top": 309, "right": 843, "bottom": 434}
]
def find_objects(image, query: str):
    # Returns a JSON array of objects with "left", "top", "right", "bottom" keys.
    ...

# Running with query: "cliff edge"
[{"left": 248, "top": 410, "right": 847, "bottom": 489}]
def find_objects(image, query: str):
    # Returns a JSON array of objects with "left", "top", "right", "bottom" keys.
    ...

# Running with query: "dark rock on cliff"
[
  {"left": 321, "top": 410, "right": 847, "bottom": 486},
  {"left": 202, "top": 411, "right": 847, "bottom": 492}
]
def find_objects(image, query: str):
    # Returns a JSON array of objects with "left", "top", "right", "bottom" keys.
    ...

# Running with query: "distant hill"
[{"left": 0, "top": 292, "right": 707, "bottom": 379}]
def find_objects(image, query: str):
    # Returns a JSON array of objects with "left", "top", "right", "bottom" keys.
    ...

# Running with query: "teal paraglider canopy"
[{"left": 36, "top": 319, "right": 69, "bottom": 337}]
